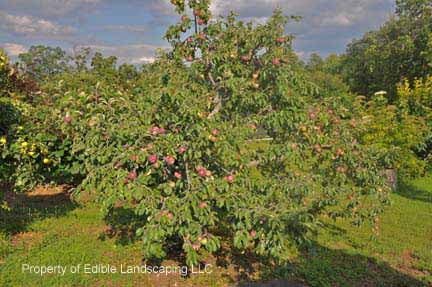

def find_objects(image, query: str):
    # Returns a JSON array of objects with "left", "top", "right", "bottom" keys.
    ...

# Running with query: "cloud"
[
  {"left": 0, "top": 0, "right": 102, "bottom": 18},
  {"left": 1, "top": 43, "right": 27, "bottom": 56},
  {"left": 101, "top": 25, "right": 147, "bottom": 33},
  {"left": 77, "top": 44, "right": 166, "bottom": 65},
  {"left": 0, "top": 11, "right": 76, "bottom": 36}
]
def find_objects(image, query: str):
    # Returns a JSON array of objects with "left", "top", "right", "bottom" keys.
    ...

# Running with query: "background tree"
[
  {"left": 343, "top": 0, "right": 431, "bottom": 100},
  {"left": 18, "top": 46, "right": 72, "bottom": 82}
]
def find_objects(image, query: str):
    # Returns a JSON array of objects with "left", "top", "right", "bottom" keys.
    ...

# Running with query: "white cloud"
[
  {"left": 77, "top": 44, "right": 166, "bottom": 65},
  {"left": 0, "top": 11, "right": 76, "bottom": 36},
  {"left": 1, "top": 43, "right": 27, "bottom": 56},
  {"left": 102, "top": 25, "right": 147, "bottom": 33},
  {"left": 0, "top": 0, "right": 102, "bottom": 18}
]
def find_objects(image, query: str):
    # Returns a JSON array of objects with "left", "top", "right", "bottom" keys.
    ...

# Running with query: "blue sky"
[{"left": 0, "top": 0, "right": 395, "bottom": 64}]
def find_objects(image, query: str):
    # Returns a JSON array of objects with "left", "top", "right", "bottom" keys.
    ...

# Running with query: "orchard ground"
[{"left": 0, "top": 174, "right": 431, "bottom": 287}]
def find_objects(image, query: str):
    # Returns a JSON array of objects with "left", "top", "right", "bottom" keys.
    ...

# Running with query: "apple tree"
[{"left": 56, "top": 1, "right": 393, "bottom": 266}]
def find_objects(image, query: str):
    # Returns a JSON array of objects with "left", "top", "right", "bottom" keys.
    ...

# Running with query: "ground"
[{"left": 0, "top": 175, "right": 431, "bottom": 287}]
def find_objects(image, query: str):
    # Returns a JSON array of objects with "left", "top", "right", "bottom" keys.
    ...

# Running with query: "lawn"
[{"left": 0, "top": 175, "right": 431, "bottom": 287}]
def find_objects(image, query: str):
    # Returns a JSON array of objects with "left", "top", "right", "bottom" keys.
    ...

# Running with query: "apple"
[
  {"left": 192, "top": 243, "right": 200, "bottom": 250},
  {"left": 276, "top": 37, "right": 285, "bottom": 43},
  {"left": 224, "top": 174, "right": 235, "bottom": 183},
  {"left": 186, "top": 37, "right": 193, "bottom": 44},
  {"left": 250, "top": 230, "right": 257, "bottom": 238},
  {"left": 167, "top": 212, "right": 174, "bottom": 220},
  {"left": 199, "top": 202, "right": 207, "bottom": 209},
  {"left": 115, "top": 162, "right": 123, "bottom": 169},
  {"left": 193, "top": 9, "right": 201, "bottom": 16},
  {"left": 272, "top": 58, "right": 280, "bottom": 65},
  {"left": 187, "top": 55, "right": 194, "bottom": 62},
  {"left": 150, "top": 126, "right": 159, "bottom": 135},
  {"left": 43, "top": 158, "right": 51, "bottom": 165},
  {"left": 164, "top": 156, "right": 175, "bottom": 165},
  {"left": 123, "top": 178, "right": 129, "bottom": 185},
  {"left": 208, "top": 135, "right": 217, "bottom": 142},
  {"left": 152, "top": 162, "right": 160, "bottom": 169},
  {"left": 64, "top": 115, "right": 72, "bottom": 124},
  {"left": 336, "top": 148, "right": 344, "bottom": 156},
  {"left": 148, "top": 154, "right": 158, "bottom": 164},
  {"left": 128, "top": 171, "right": 137, "bottom": 180},
  {"left": 197, "top": 166, "right": 207, "bottom": 177},
  {"left": 174, "top": 172, "right": 182, "bottom": 179},
  {"left": 181, "top": 15, "right": 189, "bottom": 22},
  {"left": 197, "top": 32, "right": 206, "bottom": 40},
  {"left": 131, "top": 155, "right": 138, "bottom": 162},
  {"left": 205, "top": 170, "right": 212, "bottom": 177},
  {"left": 211, "top": 128, "right": 219, "bottom": 136},
  {"left": 309, "top": 113, "right": 316, "bottom": 120},
  {"left": 168, "top": 181, "right": 176, "bottom": 188},
  {"left": 241, "top": 55, "right": 249, "bottom": 63},
  {"left": 158, "top": 127, "right": 166, "bottom": 135},
  {"left": 178, "top": 146, "right": 187, "bottom": 154}
]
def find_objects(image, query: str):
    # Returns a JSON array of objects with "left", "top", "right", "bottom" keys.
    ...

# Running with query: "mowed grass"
[{"left": 0, "top": 175, "right": 431, "bottom": 287}]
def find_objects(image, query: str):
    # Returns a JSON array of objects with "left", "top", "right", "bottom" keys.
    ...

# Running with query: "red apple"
[
  {"left": 211, "top": 128, "right": 219, "bottom": 136},
  {"left": 250, "top": 230, "right": 257, "bottom": 238},
  {"left": 167, "top": 212, "right": 174, "bottom": 220},
  {"left": 197, "top": 32, "right": 206, "bottom": 40},
  {"left": 131, "top": 155, "right": 138, "bottom": 162},
  {"left": 164, "top": 156, "right": 175, "bottom": 165},
  {"left": 64, "top": 115, "right": 72, "bottom": 124},
  {"left": 272, "top": 58, "right": 280, "bottom": 65},
  {"left": 174, "top": 172, "right": 182, "bottom": 179},
  {"left": 276, "top": 37, "right": 285, "bottom": 43},
  {"left": 178, "top": 146, "right": 187, "bottom": 154},
  {"left": 241, "top": 55, "right": 249, "bottom": 62},
  {"left": 115, "top": 162, "right": 123, "bottom": 169},
  {"left": 187, "top": 55, "right": 194, "bottom": 62},
  {"left": 193, "top": 9, "right": 201, "bottom": 16},
  {"left": 148, "top": 154, "right": 158, "bottom": 164},
  {"left": 309, "top": 113, "right": 316, "bottom": 120},
  {"left": 128, "top": 171, "right": 137, "bottom": 180},
  {"left": 199, "top": 202, "right": 207, "bottom": 209},
  {"left": 225, "top": 174, "right": 235, "bottom": 183}
]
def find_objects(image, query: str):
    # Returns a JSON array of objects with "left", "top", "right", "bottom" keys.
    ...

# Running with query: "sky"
[{"left": 0, "top": 0, "right": 396, "bottom": 64}]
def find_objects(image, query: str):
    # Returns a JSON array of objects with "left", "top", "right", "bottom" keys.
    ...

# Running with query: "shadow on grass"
[
  {"left": 0, "top": 185, "right": 77, "bottom": 235},
  {"left": 100, "top": 207, "right": 427, "bottom": 286},
  {"left": 100, "top": 206, "right": 146, "bottom": 246},
  {"left": 226, "top": 241, "right": 428, "bottom": 287},
  {"left": 395, "top": 179, "right": 432, "bottom": 204}
]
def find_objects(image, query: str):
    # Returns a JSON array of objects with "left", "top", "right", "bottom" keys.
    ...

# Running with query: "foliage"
[
  {"left": 49, "top": 2, "right": 389, "bottom": 267},
  {"left": 305, "top": 53, "right": 349, "bottom": 96},
  {"left": 343, "top": 0, "right": 432, "bottom": 100},
  {"left": 0, "top": 0, "right": 412, "bottom": 269},
  {"left": 18, "top": 46, "right": 72, "bottom": 82},
  {"left": 353, "top": 94, "right": 429, "bottom": 178}
]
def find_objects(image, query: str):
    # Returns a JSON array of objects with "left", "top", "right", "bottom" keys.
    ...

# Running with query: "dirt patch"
[
  {"left": 10, "top": 231, "right": 44, "bottom": 249},
  {"left": 397, "top": 249, "right": 429, "bottom": 278}
]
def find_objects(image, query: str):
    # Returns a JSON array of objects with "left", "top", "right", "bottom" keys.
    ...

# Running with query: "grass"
[{"left": 0, "top": 175, "right": 431, "bottom": 286}]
